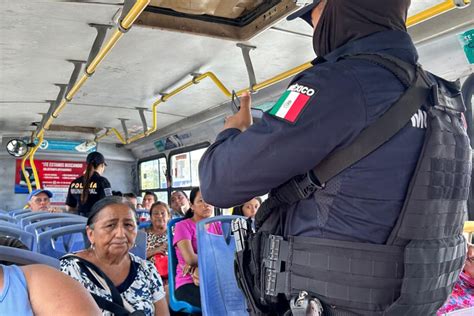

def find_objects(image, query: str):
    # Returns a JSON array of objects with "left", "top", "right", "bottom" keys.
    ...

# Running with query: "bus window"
[
  {"left": 139, "top": 156, "right": 168, "bottom": 203},
  {"left": 170, "top": 147, "right": 207, "bottom": 188}
]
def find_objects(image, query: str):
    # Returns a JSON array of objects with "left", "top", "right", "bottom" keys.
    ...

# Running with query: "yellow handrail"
[
  {"left": 116, "top": 1, "right": 468, "bottom": 145},
  {"left": 406, "top": 0, "right": 470, "bottom": 27},
  {"left": 465, "top": 221, "right": 474, "bottom": 233},
  {"left": 29, "top": 134, "right": 43, "bottom": 190},
  {"left": 126, "top": 64, "right": 313, "bottom": 143},
  {"left": 20, "top": 151, "right": 33, "bottom": 193},
  {"left": 35, "top": 0, "right": 150, "bottom": 138},
  {"left": 36, "top": 0, "right": 468, "bottom": 146}
]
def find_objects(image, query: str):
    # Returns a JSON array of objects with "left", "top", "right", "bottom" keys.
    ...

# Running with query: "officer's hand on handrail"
[{"left": 224, "top": 91, "right": 252, "bottom": 132}]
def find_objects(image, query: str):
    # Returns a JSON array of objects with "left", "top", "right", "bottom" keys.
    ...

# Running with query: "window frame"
[
  {"left": 137, "top": 153, "right": 168, "bottom": 202},
  {"left": 168, "top": 142, "right": 210, "bottom": 193}
]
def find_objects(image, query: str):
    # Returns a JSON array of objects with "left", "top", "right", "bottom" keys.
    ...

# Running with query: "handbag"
[{"left": 153, "top": 253, "right": 168, "bottom": 279}]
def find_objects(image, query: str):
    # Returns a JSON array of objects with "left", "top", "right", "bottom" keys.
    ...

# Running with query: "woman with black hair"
[
  {"left": 232, "top": 197, "right": 262, "bottom": 219},
  {"left": 65, "top": 152, "right": 112, "bottom": 217},
  {"left": 173, "top": 187, "right": 221, "bottom": 308}
]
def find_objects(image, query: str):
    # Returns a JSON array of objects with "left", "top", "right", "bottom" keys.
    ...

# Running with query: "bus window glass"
[
  {"left": 140, "top": 157, "right": 167, "bottom": 190},
  {"left": 171, "top": 147, "right": 207, "bottom": 188},
  {"left": 156, "top": 191, "right": 169, "bottom": 204}
]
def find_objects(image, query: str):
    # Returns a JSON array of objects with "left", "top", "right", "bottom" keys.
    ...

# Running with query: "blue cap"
[
  {"left": 28, "top": 189, "right": 53, "bottom": 201},
  {"left": 287, "top": 0, "right": 321, "bottom": 26}
]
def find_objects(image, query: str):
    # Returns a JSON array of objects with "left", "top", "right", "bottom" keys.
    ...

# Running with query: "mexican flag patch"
[{"left": 268, "top": 83, "right": 317, "bottom": 124}]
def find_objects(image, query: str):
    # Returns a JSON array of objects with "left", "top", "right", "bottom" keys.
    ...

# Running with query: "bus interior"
[{"left": 0, "top": 0, "right": 473, "bottom": 315}]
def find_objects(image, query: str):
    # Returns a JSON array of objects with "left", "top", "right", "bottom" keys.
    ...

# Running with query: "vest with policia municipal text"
[{"left": 234, "top": 55, "right": 472, "bottom": 316}]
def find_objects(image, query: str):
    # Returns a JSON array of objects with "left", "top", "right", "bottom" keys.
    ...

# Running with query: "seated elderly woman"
[
  {"left": 437, "top": 244, "right": 474, "bottom": 315},
  {"left": 146, "top": 201, "right": 170, "bottom": 282},
  {"left": 60, "top": 196, "right": 169, "bottom": 316},
  {"left": 173, "top": 187, "right": 221, "bottom": 308}
]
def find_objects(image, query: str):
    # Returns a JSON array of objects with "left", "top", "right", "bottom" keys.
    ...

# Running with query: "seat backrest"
[
  {"left": 20, "top": 212, "right": 82, "bottom": 228},
  {"left": 130, "top": 230, "right": 147, "bottom": 259},
  {"left": 167, "top": 217, "right": 201, "bottom": 314},
  {"left": 0, "top": 214, "right": 15, "bottom": 223},
  {"left": 24, "top": 217, "right": 87, "bottom": 236},
  {"left": 0, "top": 226, "right": 35, "bottom": 250},
  {"left": 14, "top": 210, "right": 47, "bottom": 223},
  {"left": 197, "top": 215, "right": 248, "bottom": 316},
  {"left": 24, "top": 217, "right": 87, "bottom": 251},
  {"left": 0, "top": 221, "right": 21, "bottom": 229},
  {"left": 10, "top": 209, "right": 32, "bottom": 219},
  {"left": 37, "top": 224, "right": 87, "bottom": 259},
  {"left": 138, "top": 221, "right": 152, "bottom": 230},
  {"left": 0, "top": 245, "right": 60, "bottom": 268},
  {"left": 9, "top": 209, "right": 31, "bottom": 217}
]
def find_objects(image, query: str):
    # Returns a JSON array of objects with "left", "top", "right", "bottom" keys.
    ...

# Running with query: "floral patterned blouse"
[
  {"left": 146, "top": 229, "right": 168, "bottom": 265},
  {"left": 437, "top": 272, "right": 474, "bottom": 315},
  {"left": 61, "top": 253, "right": 165, "bottom": 316}
]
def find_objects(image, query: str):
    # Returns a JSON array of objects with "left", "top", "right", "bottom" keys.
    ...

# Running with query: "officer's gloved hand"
[{"left": 224, "top": 91, "right": 252, "bottom": 132}]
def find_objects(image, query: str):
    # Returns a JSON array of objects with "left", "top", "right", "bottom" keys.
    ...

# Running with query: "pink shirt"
[
  {"left": 437, "top": 272, "right": 474, "bottom": 315},
  {"left": 173, "top": 218, "right": 222, "bottom": 289}
]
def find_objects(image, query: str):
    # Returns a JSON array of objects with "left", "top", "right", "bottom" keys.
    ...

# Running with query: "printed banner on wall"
[{"left": 15, "top": 160, "right": 86, "bottom": 204}]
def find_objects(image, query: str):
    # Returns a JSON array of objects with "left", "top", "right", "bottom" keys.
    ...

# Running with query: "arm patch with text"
[{"left": 268, "top": 83, "right": 318, "bottom": 124}]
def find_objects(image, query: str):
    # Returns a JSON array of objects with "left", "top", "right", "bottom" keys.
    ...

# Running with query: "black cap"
[
  {"left": 287, "top": 0, "right": 321, "bottom": 26},
  {"left": 86, "top": 151, "right": 107, "bottom": 166}
]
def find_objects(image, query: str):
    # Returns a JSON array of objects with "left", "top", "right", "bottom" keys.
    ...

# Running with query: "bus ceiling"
[{"left": 1, "top": 0, "right": 472, "bottom": 148}]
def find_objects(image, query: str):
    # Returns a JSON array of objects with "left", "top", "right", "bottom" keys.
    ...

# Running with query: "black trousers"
[{"left": 175, "top": 283, "right": 201, "bottom": 309}]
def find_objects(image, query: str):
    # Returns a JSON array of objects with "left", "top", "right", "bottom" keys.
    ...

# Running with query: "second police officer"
[{"left": 199, "top": 0, "right": 471, "bottom": 315}]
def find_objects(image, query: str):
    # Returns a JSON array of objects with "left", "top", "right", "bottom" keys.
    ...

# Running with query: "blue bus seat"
[
  {"left": 37, "top": 224, "right": 87, "bottom": 259},
  {"left": 13, "top": 210, "right": 46, "bottom": 223},
  {"left": 0, "top": 221, "right": 21, "bottom": 229},
  {"left": 0, "top": 226, "right": 35, "bottom": 250},
  {"left": 0, "top": 245, "right": 60, "bottom": 268},
  {"left": 138, "top": 220, "right": 152, "bottom": 230},
  {"left": 20, "top": 212, "right": 82, "bottom": 228},
  {"left": 197, "top": 216, "right": 248, "bottom": 316},
  {"left": 24, "top": 217, "right": 87, "bottom": 251},
  {"left": 10, "top": 209, "right": 32, "bottom": 219},
  {"left": 24, "top": 217, "right": 87, "bottom": 236},
  {"left": 136, "top": 208, "right": 151, "bottom": 222},
  {"left": 167, "top": 217, "right": 202, "bottom": 314},
  {"left": 0, "top": 214, "right": 15, "bottom": 223},
  {"left": 131, "top": 230, "right": 147, "bottom": 259}
]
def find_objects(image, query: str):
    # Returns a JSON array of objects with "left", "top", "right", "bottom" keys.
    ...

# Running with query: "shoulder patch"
[{"left": 268, "top": 83, "right": 317, "bottom": 124}]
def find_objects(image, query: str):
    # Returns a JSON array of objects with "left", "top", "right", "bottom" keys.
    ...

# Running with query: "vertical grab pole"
[{"left": 28, "top": 134, "right": 44, "bottom": 190}]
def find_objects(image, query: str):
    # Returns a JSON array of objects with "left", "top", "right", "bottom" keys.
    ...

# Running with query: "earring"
[{"left": 90, "top": 243, "right": 95, "bottom": 250}]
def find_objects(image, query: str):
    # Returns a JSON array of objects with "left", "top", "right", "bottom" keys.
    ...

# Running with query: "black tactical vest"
[{"left": 234, "top": 55, "right": 472, "bottom": 316}]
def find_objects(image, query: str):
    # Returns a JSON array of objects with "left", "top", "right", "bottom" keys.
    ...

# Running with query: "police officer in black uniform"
[
  {"left": 66, "top": 152, "right": 112, "bottom": 217},
  {"left": 199, "top": 1, "right": 471, "bottom": 315}
]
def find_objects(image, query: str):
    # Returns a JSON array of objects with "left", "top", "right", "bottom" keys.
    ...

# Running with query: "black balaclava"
[{"left": 313, "top": 0, "right": 411, "bottom": 56}]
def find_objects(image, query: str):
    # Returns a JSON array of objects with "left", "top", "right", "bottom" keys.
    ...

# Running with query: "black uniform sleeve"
[
  {"left": 199, "top": 62, "right": 367, "bottom": 208},
  {"left": 98, "top": 177, "right": 112, "bottom": 199}
]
